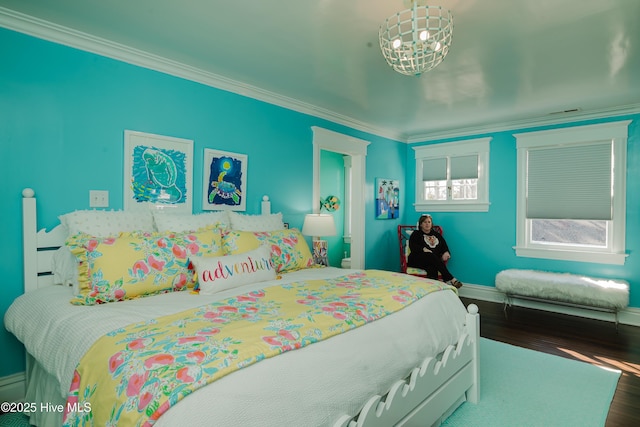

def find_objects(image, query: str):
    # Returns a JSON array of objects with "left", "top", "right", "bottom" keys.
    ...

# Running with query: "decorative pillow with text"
[{"left": 191, "top": 245, "right": 277, "bottom": 295}]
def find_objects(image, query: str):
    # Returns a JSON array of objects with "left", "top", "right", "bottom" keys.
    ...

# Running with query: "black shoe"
[{"left": 448, "top": 278, "right": 463, "bottom": 289}]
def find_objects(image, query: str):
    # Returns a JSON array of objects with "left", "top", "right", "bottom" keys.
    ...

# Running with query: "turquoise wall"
[
  {"left": 2, "top": 25, "right": 637, "bottom": 381},
  {"left": 0, "top": 28, "right": 405, "bottom": 377},
  {"left": 405, "top": 117, "right": 640, "bottom": 308},
  {"left": 367, "top": 138, "right": 408, "bottom": 270}
]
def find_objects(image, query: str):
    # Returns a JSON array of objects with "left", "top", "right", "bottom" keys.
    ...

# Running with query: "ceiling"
[{"left": 1, "top": 0, "right": 639, "bottom": 141}]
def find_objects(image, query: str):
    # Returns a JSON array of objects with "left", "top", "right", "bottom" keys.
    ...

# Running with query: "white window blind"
[
  {"left": 414, "top": 138, "right": 491, "bottom": 212},
  {"left": 422, "top": 158, "right": 447, "bottom": 181},
  {"left": 450, "top": 155, "right": 478, "bottom": 179},
  {"left": 526, "top": 142, "right": 612, "bottom": 220}
]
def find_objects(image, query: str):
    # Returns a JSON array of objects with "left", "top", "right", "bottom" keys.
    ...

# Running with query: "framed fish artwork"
[
  {"left": 203, "top": 148, "right": 248, "bottom": 211},
  {"left": 124, "top": 130, "right": 193, "bottom": 213}
]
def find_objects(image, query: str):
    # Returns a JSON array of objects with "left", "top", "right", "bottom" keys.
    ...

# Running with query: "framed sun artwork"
[
  {"left": 203, "top": 148, "right": 248, "bottom": 211},
  {"left": 124, "top": 130, "right": 193, "bottom": 213}
]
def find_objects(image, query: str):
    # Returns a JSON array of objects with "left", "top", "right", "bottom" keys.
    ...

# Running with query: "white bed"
[{"left": 5, "top": 189, "right": 479, "bottom": 427}]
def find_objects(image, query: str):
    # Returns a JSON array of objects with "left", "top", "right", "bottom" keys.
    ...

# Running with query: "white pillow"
[
  {"left": 228, "top": 211, "right": 284, "bottom": 232},
  {"left": 51, "top": 246, "right": 79, "bottom": 294},
  {"left": 191, "top": 246, "right": 276, "bottom": 295},
  {"left": 59, "top": 210, "right": 154, "bottom": 237},
  {"left": 153, "top": 211, "right": 230, "bottom": 233}
]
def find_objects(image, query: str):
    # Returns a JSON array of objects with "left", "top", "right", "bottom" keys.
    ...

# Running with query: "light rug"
[
  {"left": 0, "top": 412, "right": 29, "bottom": 427},
  {"left": 442, "top": 338, "right": 621, "bottom": 427}
]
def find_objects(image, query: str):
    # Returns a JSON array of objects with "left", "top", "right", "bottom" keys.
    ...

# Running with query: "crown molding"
[
  {"left": 0, "top": 7, "right": 405, "bottom": 142},
  {"left": 3, "top": 7, "right": 637, "bottom": 146},
  {"left": 407, "top": 103, "right": 640, "bottom": 143}
]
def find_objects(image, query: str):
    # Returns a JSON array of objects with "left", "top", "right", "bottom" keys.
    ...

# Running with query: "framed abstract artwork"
[
  {"left": 312, "top": 239, "right": 329, "bottom": 266},
  {"left": 203, "top": 148, "right": 247, "bottom": 211},
  {"left": 124, "top": 130, "right": 193, "bottom": 213},
  {"left": 375, "top": 178, "right": 400, "bottom": 219}
]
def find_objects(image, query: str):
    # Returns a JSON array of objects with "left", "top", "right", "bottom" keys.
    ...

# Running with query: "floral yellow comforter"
[{"left": 62, "top": 270, "right": 453, "bottom": 427}]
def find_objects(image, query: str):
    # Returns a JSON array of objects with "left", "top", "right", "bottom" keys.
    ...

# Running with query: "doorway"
[{"left": 311, "top": 127, "right": 369, "bottom": 269}]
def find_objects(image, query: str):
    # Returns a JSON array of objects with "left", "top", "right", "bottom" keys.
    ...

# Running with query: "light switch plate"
[{"left": 89, "top": 190, "right": 109, "bottom": 208}]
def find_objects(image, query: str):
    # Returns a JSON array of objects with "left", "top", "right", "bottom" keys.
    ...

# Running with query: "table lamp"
[{"left": 302, "top": 213, "right": 336, "bottom": 266}]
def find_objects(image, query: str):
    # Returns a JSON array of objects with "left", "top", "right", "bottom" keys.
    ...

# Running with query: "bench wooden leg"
[{"left": 502, "top": 293, "right": 620, "bottom": 332}]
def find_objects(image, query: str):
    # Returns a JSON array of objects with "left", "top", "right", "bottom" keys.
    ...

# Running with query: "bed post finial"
[
  {"left": 467, "top": 303, "right": 479, "bottom": 315},
  {"left": 466, "top": 303, "right": 480, "bottom": 404},
  {"left": 23, "top": 188, "right": 38, "bottom": 293}
]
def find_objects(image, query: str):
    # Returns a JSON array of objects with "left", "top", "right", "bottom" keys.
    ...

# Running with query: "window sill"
[
  {"left": 514, "top": 246, "right": 628, "bottom": 265},
  {"left": 414, "top": 201, "right": 490, "bottom": 212}
]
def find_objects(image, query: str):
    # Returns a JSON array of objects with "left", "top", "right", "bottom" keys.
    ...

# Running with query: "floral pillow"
[
  {"left": 222, "top": 228, "right": 314, "bottom": 273},
  {"left": 67, "top": 227, "right": 223, "bottom": 305}
]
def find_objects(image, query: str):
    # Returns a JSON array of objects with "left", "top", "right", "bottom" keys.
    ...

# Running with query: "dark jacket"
[{"left": 407, "top": 228, "right": 450, "bottom": 266}]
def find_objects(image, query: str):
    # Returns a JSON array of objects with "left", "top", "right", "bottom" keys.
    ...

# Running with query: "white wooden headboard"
[
  {"left": 22, "top": 188, "right": 272, "bottom": 294},
  {"left": 23, "top": 188, "right": 67, "bottom": 293}
]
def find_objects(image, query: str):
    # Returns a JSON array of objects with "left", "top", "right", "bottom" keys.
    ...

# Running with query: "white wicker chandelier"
[{"left": 379, "top": 0, "right": 453, "bottom": 76}]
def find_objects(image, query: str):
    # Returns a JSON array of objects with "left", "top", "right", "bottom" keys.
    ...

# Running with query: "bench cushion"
[{"left": 495, "top": 269, "right": 629, "bottom": 310}]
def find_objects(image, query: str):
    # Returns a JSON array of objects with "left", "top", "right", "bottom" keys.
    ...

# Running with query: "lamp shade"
[{"left": 302, "top": 214, "right": 336, "bottom": 237}]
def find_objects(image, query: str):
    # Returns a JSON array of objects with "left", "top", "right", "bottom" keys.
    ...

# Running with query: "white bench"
[{"left": 495, "top": 269, "right": 630, "bottom": 326}]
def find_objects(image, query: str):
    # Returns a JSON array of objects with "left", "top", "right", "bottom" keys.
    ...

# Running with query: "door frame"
[{"left": 311, "top": 127, "right": 369, "bottom": 269}]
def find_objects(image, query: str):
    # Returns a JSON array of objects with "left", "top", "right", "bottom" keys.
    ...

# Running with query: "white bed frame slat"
[
  {"left": 36, "top": 225, "right": 67, "bottom": 248},
  {"left": 334, "top": 305, "right": 479, "bottom": 427},
  {"left": 35, "top": 274, "right": 55, "bottom": 289},
  {"left": 23, "top": 190, "right": 67, "bottom": 293},
  {"left": 20, "top": 188, "right": 480, "bottom": 427},
  {"left": 36, "top": 250, "right": 55, "bottom": 274}
]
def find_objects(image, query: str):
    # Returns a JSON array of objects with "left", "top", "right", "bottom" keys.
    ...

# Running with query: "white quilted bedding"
[{"left": 5, "top": 268, "right": 467, "bottom": 427}]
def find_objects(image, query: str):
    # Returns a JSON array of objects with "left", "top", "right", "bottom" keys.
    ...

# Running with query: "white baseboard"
[
  {"left": 0, "top": 372, "right": 25, "bottom": 403},
  {"left": 459, "top": 283, "right": 640, "bottom": 327}
]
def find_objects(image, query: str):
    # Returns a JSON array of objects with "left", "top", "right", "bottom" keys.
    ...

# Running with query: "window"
[
  {"left": 413, "top": 138, "right": 491, "bottom": 212},
  {"left": 514, "top": 120, "right": 630, "bottom": 265}
]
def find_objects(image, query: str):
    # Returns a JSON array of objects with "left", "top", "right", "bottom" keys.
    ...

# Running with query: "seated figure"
[{"left": 407, "top": 214, "right": 462, "bottom": 289}]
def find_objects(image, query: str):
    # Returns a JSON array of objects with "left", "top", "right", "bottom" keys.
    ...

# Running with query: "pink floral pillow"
[
  {"left": 222, "top": 228, "right": 314, "bottom": 273},
  {"left": 67, "top": 227, "right": 223, "bottom": 305}
]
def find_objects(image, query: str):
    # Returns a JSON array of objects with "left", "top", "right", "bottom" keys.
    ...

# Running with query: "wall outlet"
[{"left": 89, "top": 190, "right": 109, "bottom": 208}]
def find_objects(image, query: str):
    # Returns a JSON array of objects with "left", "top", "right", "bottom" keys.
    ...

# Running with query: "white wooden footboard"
[{"left": 334, "top": 304, "right": 480, "bottom": 427}]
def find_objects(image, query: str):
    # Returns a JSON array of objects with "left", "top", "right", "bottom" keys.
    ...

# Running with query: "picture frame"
[
  {"left": 375, "top": 178, "right": 400, "bottom": 219},
  {"left": 203, "top": 148, "right": 248, "bottom": 211},
  {"left": 124, "top": 130, "right": 193, "bottom": 213}
]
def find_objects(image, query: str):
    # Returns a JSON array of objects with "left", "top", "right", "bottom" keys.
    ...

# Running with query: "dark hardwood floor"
[{"left": 460, "top": 297, "right": 640, "bottom": 427}]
